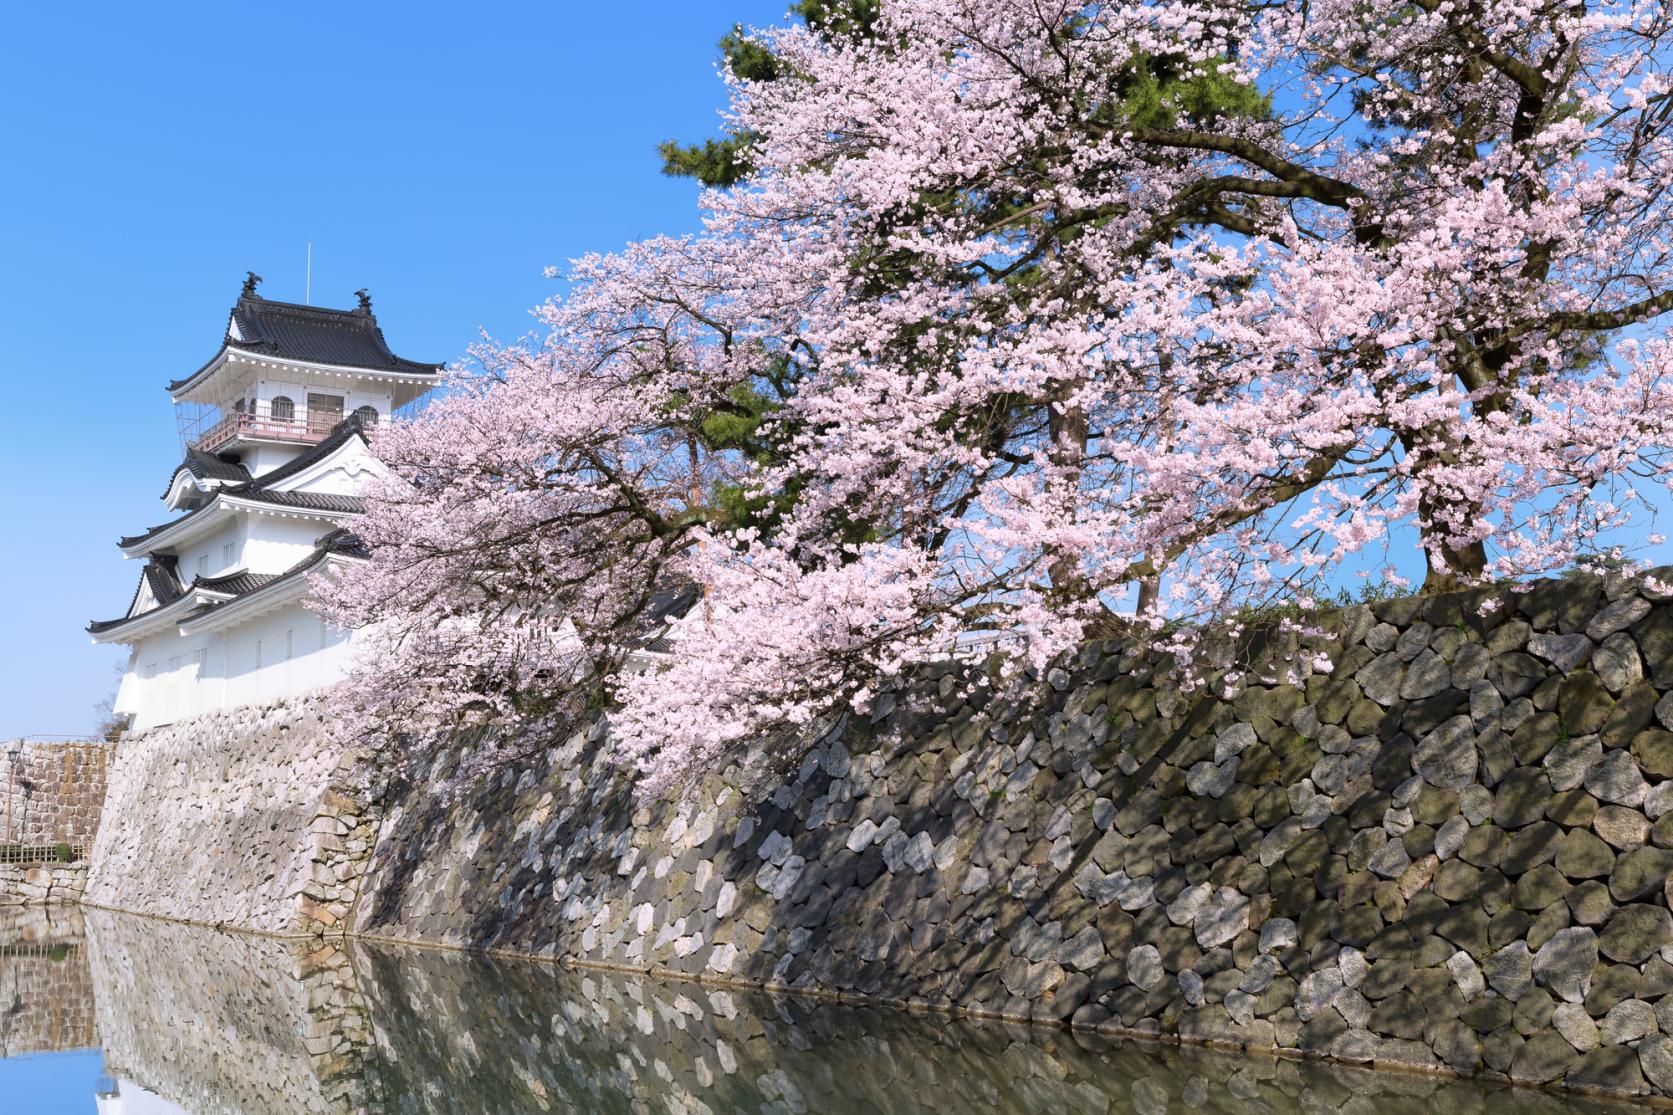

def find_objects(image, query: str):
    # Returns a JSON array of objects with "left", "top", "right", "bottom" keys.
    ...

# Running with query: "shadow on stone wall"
[{"left": 352, "top": 571, "right": 1673, "bottom": 1102}]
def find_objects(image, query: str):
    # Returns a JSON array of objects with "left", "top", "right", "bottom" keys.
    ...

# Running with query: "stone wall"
[
  {"left": 83, "top": 699, "right": 374, "bottom": 935},
  {"left": 350, "top": 571, "right": 1673, "bottom": 1102},
  {"left": 76, "top": 570, "right": 1673, "bottom": 1103},
  {"left": 0, "top": 862, "right": 87, "bottom": 906},
  {"left": 1, "top": 739, "right": 109, "bottom": 847}
]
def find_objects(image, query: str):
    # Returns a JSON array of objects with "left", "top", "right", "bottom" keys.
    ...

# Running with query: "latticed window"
[
  {"left": 270, "top": 395, "right": 295, "bottom": 421},
  {"left": 353, "top": 404, "right": 379, "bottom": 428}
]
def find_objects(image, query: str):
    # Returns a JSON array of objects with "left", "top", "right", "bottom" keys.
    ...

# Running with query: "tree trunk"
[
  {"left": 1046, "top": 402, "right": 1091, "bottom": 603},
  {"left": 1135, "top": 573, "right": 1160, "bottom": 615},
  {"left": 1418, "top": 486, "right": 1488, "bottom": 593}
]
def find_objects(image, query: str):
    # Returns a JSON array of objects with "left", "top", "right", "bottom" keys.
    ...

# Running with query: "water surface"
[{"left": 0, "top": 906, "right": 1645, "bottom": 1113}]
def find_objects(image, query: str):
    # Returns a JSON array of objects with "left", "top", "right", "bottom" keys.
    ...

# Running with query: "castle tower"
[{"left": 87, "top": 275, "right": 440, "bottom": 732}]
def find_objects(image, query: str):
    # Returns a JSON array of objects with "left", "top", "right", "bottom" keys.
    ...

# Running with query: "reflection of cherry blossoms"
[{"left": 320, "top": 0, "right": 1673, "bottom": 793}]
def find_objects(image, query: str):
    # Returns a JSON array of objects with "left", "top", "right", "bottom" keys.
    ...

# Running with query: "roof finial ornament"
[
  {"left": 242, "top": 271, "right": 263, "bottom": 298},
  {"left": 354, "top": 288, "right": 372, "bottom": 314}
]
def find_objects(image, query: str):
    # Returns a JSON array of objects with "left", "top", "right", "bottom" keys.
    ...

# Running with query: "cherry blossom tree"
[{"left": 321, "top": 0, "right": 1673, "bottom": 793}]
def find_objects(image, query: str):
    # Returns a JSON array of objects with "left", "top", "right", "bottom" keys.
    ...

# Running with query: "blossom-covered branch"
[{"left": 324, "top": 0, "right": 1673, "bottom": 793}]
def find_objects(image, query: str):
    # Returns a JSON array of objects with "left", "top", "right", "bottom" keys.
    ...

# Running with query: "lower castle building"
[{"left": 88, "top": 275, "right": 439, "bottom": 732}]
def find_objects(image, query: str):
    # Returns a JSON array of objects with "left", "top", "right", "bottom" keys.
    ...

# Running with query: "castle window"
[
  {"left": 270, "top": 395, "right": 295, "bottom": 421},
  {"left": 353, "top": 404, "right": 379, "bottom": 428}
]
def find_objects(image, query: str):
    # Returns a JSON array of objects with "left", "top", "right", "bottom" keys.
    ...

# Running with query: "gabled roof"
[
  {"left": 91, "top": 531, "right": 367, "bottom": 640},
  {"left": 162, "top": 447, "right": 251, "bottom": 498},
  {"left": 234, "top": 412, "right": 371, "bottom": 490},
  {"left": 87, "top": 555, "right": 184, "bottom": 634},
  {"left": 120, "top": 416, "right": 371, "bottom": 552},
  {"left": 168, "top": 281, "right": 442, "bottom": 394},
  {"left": 118, "top": 489, "right": 365, "bottom": 551},
  {"left": 176, "top": 531, "right": 368, "bottom": 635},
  {"left": 88, "top": 562, "right": 227, "bottom": 638}
]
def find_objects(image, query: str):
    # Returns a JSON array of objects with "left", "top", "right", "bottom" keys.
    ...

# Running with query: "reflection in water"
[
  {"left": 0, "top": 910, "right": 1646, "bottom": 1114},
  {"left": 0, "top": 905, "right": 96, "bottom": 1059}
]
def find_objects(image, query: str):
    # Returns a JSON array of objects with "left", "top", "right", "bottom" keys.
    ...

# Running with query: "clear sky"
[
  {"left": 0, "top": 1049, "right": 103, "bottom": 1114},
  {"left": 0, "top": 1, "right": 787, "bottom": 738}
]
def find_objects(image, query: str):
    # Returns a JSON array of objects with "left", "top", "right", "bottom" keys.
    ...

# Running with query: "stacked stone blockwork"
[
  {"left": 84, "top": 699, "right": 375, "bottom": 935},
  {"left": 1, "top": 741, "right": 108, "bottom": 848},
  {"left": 349, "top": 571, "right": 1673, "bottom": 1102},
  {"left": 77, "top": 570, "right": 1673, "bottom": 1102}
]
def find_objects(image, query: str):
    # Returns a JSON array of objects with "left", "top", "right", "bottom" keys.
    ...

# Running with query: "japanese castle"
[{"left": 88, "top": 275, "right": 440, "bottom": 732}]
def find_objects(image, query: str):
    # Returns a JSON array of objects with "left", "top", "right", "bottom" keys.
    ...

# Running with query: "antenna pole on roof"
[{"left": 305, "top": 241, "right": 312, "bottom": 305}]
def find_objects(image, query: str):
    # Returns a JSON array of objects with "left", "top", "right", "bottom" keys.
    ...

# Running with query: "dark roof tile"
[
  {"left": 89, "top": 533, "right": 367, "bottom": 636},
  {"left": 163, "top": 448, "right": 251, "bottom": 497},
  {"left": 169, "top": 286, "right": 441, "bottom": 392},
  {"left": 191, "top": 569, "right": 279, "bottom": 596}
]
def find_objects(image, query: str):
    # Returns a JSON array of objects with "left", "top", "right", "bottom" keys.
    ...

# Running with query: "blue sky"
[
  {"left": 0, "top": 1049, "right": 103, "bottom": 1114},
  {"left": 0, "top": 1, "right": 787, "bottom": 738}
]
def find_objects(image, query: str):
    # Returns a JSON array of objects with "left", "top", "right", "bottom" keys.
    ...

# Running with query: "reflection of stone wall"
[
  {"left": 354, "top": 572, "right": 1673, "bottom": 1102},
  {"left": 361, "top": 942, "right": 1607, "bottom": 1115},
  {"left": 1, "top": 740, "right": 109, "bottom": 846},
  {"left": 84, "top": 910, "right": 371, "bottom": 1115},
  {"left": 73, "top": 911, "right": 1644, "bottom": 1115},
  {"left": 0, "top": 905, "right": 94, "bottom": 1057},
  {"left": 83, "top": 700, "right": 374, "bottom": 935}
]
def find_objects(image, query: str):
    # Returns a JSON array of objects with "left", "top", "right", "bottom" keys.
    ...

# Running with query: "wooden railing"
[{"left": 197, "top": 411, "right": 338, "bottom": 453}]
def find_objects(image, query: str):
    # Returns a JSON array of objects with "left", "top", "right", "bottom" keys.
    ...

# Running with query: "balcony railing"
[{"left": 197, "top": 411, "right": 345, "bottom": 453}]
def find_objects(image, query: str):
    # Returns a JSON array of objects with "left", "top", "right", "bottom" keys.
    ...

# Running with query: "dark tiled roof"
[
  {"left": 143, "top": 556, "right": 184, "bottom": 607},
  {"left": 316, "top": 527, "right": 371, "bottom": 559},
  {"left": 168, "top": 286, "right": 442, "bottom": 392},
  {"left": 163, "top": 447, "right": 250, "bottom": 497},
  {"left": 645, "top": 582, "right": 700, "bottom": 626},
  {"left": 89, "top": 557, "right": 186, "bottom": 635},
  {"left": 119, "top": 487, "right": 364, "bottom": 550},
  {"left": 627, "top": 580, "right": 700, "bottom": 654},
  {"left": 90, "top": 533, "right": 368, "bottom": 636},
  {"left": 191, "top": 569, "right": 279, "bottom": 596},
  {"left": 177, "top": 530, "right": 369, "bottom": 628},
  {"left": 238, "top": 489, "right": 365, "bottom": 514},
  {"left": 87, "top": 611, "right": 161, "bottom": 636}
]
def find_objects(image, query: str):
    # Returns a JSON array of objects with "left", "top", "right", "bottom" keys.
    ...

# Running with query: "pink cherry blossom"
[{"left": 320, "top": 0, "right": 1673, "bottom": 794}]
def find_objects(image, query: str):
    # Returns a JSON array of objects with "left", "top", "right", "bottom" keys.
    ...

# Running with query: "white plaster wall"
[
  {"left": 117, "top": 602, "right": 352, "bottom": 731},
  {"left": 221, "top": 603, "right": 351, "bottom": 713},
  {"left": 242, "top": 444, "right": 301, "bottom": 478},
  {"left": 253, "top": 378, "right": 390, "bottom": 433},
  {"left": 240, "top": 514, "right": 332, "bottom": 572},
  {"left": 119, "top": 629, "right": 217, "bottom": 731},
  {"left": 171, "top": 521, "right": 243, "bottom": 583},
  {"left": 96, "top": 1081, "right": 190, "bottom": 1115}
]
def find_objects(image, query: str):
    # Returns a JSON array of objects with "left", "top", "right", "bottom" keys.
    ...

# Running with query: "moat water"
[{"left": 0, "top": 906, "right": 1647, "bottom": 1114}]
